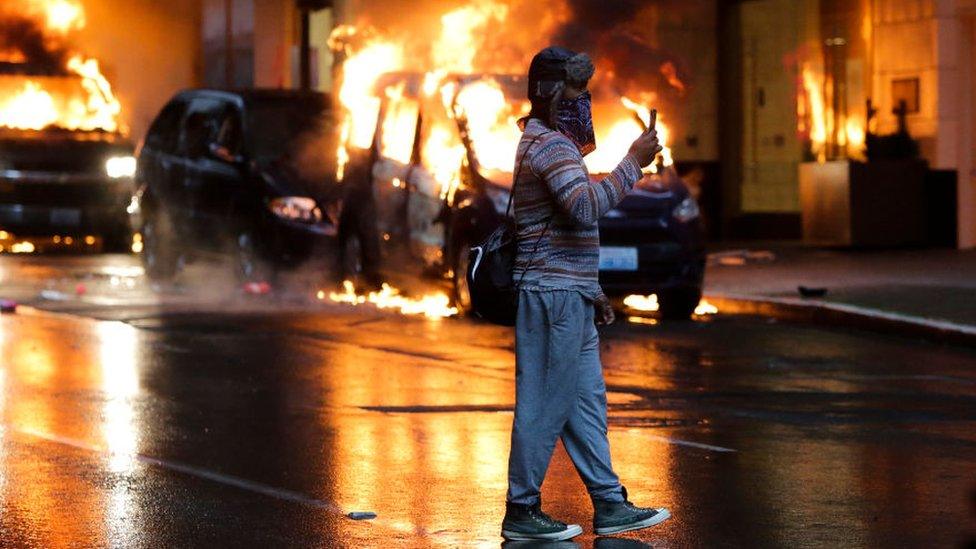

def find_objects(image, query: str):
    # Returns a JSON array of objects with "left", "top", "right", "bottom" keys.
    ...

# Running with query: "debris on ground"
[
  {"left": 346, "top": 511, "right": 377, "bottom": 520},
  {"left": 708, "top": 249, "right": 776, "bottom": 267},
  {"left": 0, "top": 299, "right": 16, "bottom": 313},
  {"left": 243, "top": 281, "right": 272, "bottom": 295},
  {"left": 798, "top": 286, "right": 828, "bottom": 298},
  {"left": 39, "top": 289, "right": 69, "bottom": 301}
]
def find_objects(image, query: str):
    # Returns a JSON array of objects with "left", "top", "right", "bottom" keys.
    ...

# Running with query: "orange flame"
[
  {"left": 326, "top": 280, "right": 458, "bottom": 319},
  {"left": 0, "top": 1, "right": 123, "bottom": 133}
]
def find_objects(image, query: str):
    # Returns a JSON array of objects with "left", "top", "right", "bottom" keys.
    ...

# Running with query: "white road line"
[
  {"left": 12, "top": 426, "right": 429, "bottom": 540},
  {"left": 642, "top": 433, "right": 737, "bottom": 453},
  {"left": 16, "top": 427, "right": 342, "bottom": 512}
]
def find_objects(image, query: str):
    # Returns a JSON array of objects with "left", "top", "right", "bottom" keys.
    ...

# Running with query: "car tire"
[
  {"left": 102, "top": 218, "right": 133, "bottom": 253},
  {"left": 236, "top": 231, "right": 275, "bottom": 283},
  {"left": 340, "top": 232, "right": 363, "bottom": 282},
  {"left": 658, "top": 287, "right": 702, "bottom": 320},
  {"left": 452, "top": 240, "right": 473, "bottom": 315},
  {"left": 141, "top": 210, "right": 180, "bottom": 281}
]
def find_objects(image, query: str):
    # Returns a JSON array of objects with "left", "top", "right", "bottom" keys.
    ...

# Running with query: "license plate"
[
  {"left": 50, "top": 208, "right": 81, "bottom": 226},
  {"left": 599, "top": 246, "right": 638, "bottom": 271}
]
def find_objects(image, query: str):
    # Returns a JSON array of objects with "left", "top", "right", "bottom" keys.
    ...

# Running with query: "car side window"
[
  {"left": 146, "top": 99, "right": 187, "bottom": 155},
  {"left": 214, "top": 106, "right": 243, "bottom": 157},
  {"left": 178, "top": 97, "right": 224, "bottom": 159}
]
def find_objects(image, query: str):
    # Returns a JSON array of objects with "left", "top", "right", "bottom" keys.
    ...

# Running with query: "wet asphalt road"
[{"left": 0, "top": 255, "right": 975, "bottom": 548}]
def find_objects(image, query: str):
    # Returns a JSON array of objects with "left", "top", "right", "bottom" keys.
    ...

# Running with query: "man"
[{"left": 502, "top": 46, "right": 670, "bottom": 541}]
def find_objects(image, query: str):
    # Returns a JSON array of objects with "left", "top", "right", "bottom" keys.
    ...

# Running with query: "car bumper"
[
  {"left": 266, "top": 217, "right": 338, "bottom": 264},
  {"left": 598, "top": 242, "right": 705, "bottom": 296},
  {"left": 0, "top": 173, "right": 132, "bottom": 235}
]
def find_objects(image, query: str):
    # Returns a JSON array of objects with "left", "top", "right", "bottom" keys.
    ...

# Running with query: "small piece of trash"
[
  {"left": 243, "top": 281, "right": 272, "bottom": 295},
  {"left": 707, "top": 249, "right": 776, "bottom": 267},
  {"left": 75, "top": 283, "right": 87, "bottom": 296},
  {"left": 346, "top": 511, "right": 377, "bottom": 520},
  {"left": 0, "top": 299, "right": 17, "bottom": 313},
  {"left": 798, "top": 286, "right": 828, "bottom": 298},
  {"left": 40, "top": 289, "right": 69, "bottom": 301}
]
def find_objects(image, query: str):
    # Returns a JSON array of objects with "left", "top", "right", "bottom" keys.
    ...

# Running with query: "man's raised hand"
[{"left": 628, "top": 108, "right": 664, "bottom": 168}]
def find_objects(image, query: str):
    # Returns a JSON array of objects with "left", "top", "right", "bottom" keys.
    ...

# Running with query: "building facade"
[{"left": 131, "top": 0, "right": 975, "bottom": 248}]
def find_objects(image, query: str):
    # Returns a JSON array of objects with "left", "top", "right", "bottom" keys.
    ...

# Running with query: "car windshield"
[
  {"left": 0, "top": 74, "right": 118, "bottom": 133},
  {"left": 244, "top": 96, "right": 333, "bottom": 162}
]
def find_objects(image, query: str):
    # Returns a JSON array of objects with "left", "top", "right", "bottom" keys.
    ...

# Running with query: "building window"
[{"left": 891, "top": 78, "right": 919, "bottom": 114}]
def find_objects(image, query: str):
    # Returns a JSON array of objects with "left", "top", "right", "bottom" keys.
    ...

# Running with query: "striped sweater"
[{"left": 512, "top": 118, "right": 643, "bottom": 299}]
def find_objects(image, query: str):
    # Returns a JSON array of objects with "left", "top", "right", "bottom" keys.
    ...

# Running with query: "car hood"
[
  {"left": 255, "top": 158, "right": 333, "bottom": 203},
  {"left": 0, "top": 131, "right": 132, "bottom": 173},
  {"left": 603, "top": 171, "right": 691, "bottom": 218}
]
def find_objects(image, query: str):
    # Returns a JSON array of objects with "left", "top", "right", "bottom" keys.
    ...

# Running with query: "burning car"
[
  {"left": 132, "top": 89, "right": 344, "bottom": 281},
  {"left": 363, "top": 72, "right": 706, "bottom": 319},
  {"left": 0, "top": 5, "right": 134, "bottom": 252}
]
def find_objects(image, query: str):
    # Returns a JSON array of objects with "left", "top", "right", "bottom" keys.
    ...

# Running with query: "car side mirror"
[{"left": 208, "top": 142, "right": 243, "bottom": 164}]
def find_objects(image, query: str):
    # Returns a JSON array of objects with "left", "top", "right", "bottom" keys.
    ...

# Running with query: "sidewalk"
[{"left": 703, "top": 244, "right": 976, "bottom": 344}]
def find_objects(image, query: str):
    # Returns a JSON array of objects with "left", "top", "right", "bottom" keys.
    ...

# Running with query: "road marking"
[
  {"left": 16, "top": 426, "right": 344, "bottom": 512},
  {"left": 639, "top": 433, "right": 737, "bottom": 453},
  {"left": 12, "top": 426, "right": 428, "bottom": 540}
]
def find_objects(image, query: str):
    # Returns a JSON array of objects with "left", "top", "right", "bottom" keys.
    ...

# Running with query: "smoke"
[
  {"left": 0, "top": 6, "right": 70, "bottom": 73},
  {"left": 552, "top": 0, "right": 689, "bottom": 100}
]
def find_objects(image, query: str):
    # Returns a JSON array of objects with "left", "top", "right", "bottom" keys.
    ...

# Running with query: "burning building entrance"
[{"left": 0, "top": 0, "right": 134, "bottom": 252}]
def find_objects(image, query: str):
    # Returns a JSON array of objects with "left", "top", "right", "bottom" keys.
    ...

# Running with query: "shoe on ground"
[
  {"left": 501, "top": 501, "right": 583, "bottom": 541},
  {"left": 593, "top": 486, "right": 670, "bottom": 536}
]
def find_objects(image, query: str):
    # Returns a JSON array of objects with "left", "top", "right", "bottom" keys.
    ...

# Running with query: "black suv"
[
  {"left": 0, "top": 68, "right": 134, "bottom": 250},
  {"left": 132, "top": 89, "right": 344, "bottom": 280},
  {"left": 365, "top": 73, "right": 706, "bottom": 318}
]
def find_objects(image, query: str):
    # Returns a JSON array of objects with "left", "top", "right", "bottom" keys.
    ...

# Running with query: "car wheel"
[
  {"left": 340, "top": 233, "right": 363, "bottom": 281},
  {"left": 452, "top": 240, "right": 473, "bottom": 314},
  {"left": 102, "top": 218, "right": 133, "bottom": 253},
  {"left": 141, "top": 211, "right": 180, "bottom": 281},
  {"left": 658, "top": 287, "right": 702, "bottom": 320},
  {"left": 236, "top": 231, "right": 275, "bottom": 283}
]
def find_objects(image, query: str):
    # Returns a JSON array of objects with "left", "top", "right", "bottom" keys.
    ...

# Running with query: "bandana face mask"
[{"left": 555, "top": 91, "right": 596, "bottom": 156}]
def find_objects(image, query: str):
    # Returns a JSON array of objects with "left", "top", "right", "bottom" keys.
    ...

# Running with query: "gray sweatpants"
[{"left": 506, "top": 289, "right": 624, "bottom": 505}]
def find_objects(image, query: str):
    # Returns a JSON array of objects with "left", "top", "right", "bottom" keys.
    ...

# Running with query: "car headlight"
[
  {"left": 105, "top": 155, "right": 136, "bottom": 179},
  {"left": 268, "top": 196, "right": 322, "bottom": 223},
  {"left": 672, "top": 197, "right": 700, "bottom": 223}
]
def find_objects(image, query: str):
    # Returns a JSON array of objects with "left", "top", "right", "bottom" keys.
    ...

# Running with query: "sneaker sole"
[
  {"left": 594, "top": 508, "right": 671, "bottom": 536},
  {"left": 501, "top": 524, "right": 583, "bottom": 541}
]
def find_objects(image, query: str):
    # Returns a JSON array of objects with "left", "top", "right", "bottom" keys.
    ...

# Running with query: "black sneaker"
[
  {"left": 592, "top": 487, "right": 670, "bottom": 536},
  {"left": 502, "top": 501, "right": 584, "bottom": 541}
]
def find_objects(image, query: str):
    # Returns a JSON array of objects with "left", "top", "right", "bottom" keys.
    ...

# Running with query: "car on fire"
[
  {"left": 0, "top": 64, "right": 135, "bottom": 250},
  {"left": 363, "top": 73, "right": 706, "bottom": 319},
  {"left": 131, "top": 88, "right": 346, "bottom": 281}
]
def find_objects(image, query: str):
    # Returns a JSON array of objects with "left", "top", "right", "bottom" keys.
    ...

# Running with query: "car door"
[
  {"left": 178, "top": 96, "right": 235, "bottom": 248},
  {"left": 140, "top": 98, "right": 187, "bottom": 222}
]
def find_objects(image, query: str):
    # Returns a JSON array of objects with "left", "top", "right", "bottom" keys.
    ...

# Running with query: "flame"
[
  {"left": 326, "top": 280, "right": 458, "bottom": 319},
  {"left": 454, "top": 78, "right": 528, "bottom": 172},
  {"left": 432, "top": 4, "right": 509, "bottom": 73},
  {"left": 0, "top": 1, "right": 123, "bottom": 133},
  {"left": 329, "top": 1, "right": 690, "bottom": 308},
  {"left": 329, "top": 26, "right": 403, "bottom": 179},
  {"left": 800, "top": 63, "right": 866, "bottom": 162},
  {"left": 40, "top": 0, "right": 85, "bottom": 33},
  {"left": 624, "top": 294, "right": 719, "bottom": 316},
  {"left": 694, "top": 299, "right": 718, "bottom": 316},
  {"left": 10, "top": 241, "right": 36, "bottom": 254},
  {"left": 801, "top": 65, "right": 828, "bottom": 162},
  {"left": 623, "top": 293, "right": 659, "bottom": 312}
]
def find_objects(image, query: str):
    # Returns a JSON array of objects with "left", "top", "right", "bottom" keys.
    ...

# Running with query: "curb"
[{"left": 704, "top": 292, "right": 976, "bottom": 348}]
